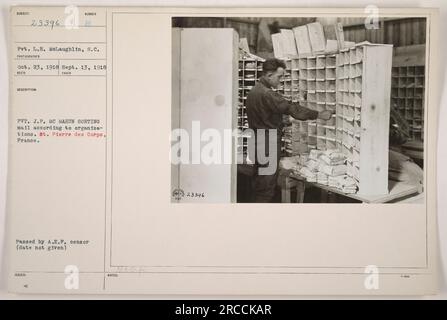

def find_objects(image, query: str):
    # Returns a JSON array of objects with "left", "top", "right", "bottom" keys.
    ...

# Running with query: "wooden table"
[{"left": 283, "top": 173, "right": 421, "bottom": 203}]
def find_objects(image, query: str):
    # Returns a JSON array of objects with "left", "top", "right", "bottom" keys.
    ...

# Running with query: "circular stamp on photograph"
[{"left": 172, "top": 188, "right": 185, "bottom": 201}]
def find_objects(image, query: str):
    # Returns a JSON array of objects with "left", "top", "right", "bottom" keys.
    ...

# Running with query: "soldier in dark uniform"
[{"left": 246, "top": 58, "right": 333, "bottom": 202}]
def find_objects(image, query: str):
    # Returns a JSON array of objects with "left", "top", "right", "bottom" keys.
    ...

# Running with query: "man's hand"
[{"left": 318, "top": 110, "right": 334, "bottom": 121}]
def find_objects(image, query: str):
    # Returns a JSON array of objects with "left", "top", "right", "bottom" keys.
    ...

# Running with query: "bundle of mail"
[{"left": 289, "top": 149, "right": 358, "bottom": 194}]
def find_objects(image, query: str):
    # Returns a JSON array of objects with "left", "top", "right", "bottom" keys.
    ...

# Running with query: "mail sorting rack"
[
  {"left": 279, "top": 58, "right": 301, "bottom": 156},
  {"left": 335, "top": 44, "right": 393, "bottom": 195},
  {"left": 296, "top": 54, "right": 337, "bottom": 153},
  {"left": 391, "top": 65, "right": 425, "bottom": 141},
  {"left": 238, "top": 52, "right": 264, "bottom": 162}
]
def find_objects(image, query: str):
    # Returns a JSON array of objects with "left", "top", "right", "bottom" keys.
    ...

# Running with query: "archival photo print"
[{"left": 171, "top": 15, "right": 427, "bottom": 204}]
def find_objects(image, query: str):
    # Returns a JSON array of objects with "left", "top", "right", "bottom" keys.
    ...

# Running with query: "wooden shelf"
[
  {"left": 280, "top": 44, "right": 393, "bottom": 196},
  {"left": 391, "top": 65, "right": 425, "bottom": 142},
  {"left": 237, "top": 50, "right": 264, "bottom": 161}
]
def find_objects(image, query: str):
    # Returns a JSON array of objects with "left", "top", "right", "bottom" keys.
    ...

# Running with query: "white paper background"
[{"left": 0, "top": 0, "right": 446, "bottom": 299}]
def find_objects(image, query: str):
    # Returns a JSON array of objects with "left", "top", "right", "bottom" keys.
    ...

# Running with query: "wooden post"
[{"left": 358, "top": 44, "right": 393, "bottom": 195}]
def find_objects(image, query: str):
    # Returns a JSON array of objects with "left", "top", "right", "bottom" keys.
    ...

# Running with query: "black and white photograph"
[
  {"left": 2, "top": 5, "right": 443, "bottom": 298},
  {"left": 171, "top": 16, "right": 427, "bottom": 204}
]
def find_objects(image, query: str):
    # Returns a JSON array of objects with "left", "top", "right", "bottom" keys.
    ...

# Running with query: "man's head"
[{"left": 262, "top": 58, "right": 286, "bottom": 88}]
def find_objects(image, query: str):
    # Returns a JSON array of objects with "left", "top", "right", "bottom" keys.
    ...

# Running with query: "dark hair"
[{"left": 262, "top": 58, "right": 286, "bottom": 75}]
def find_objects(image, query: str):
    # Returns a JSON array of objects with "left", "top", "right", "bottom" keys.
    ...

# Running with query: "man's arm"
[
  {"left": 267, "top": 90, "right": 319, "bottom": 120},
  {"left": 286, "top": 102, "right": 320, "bottom": 120}
]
